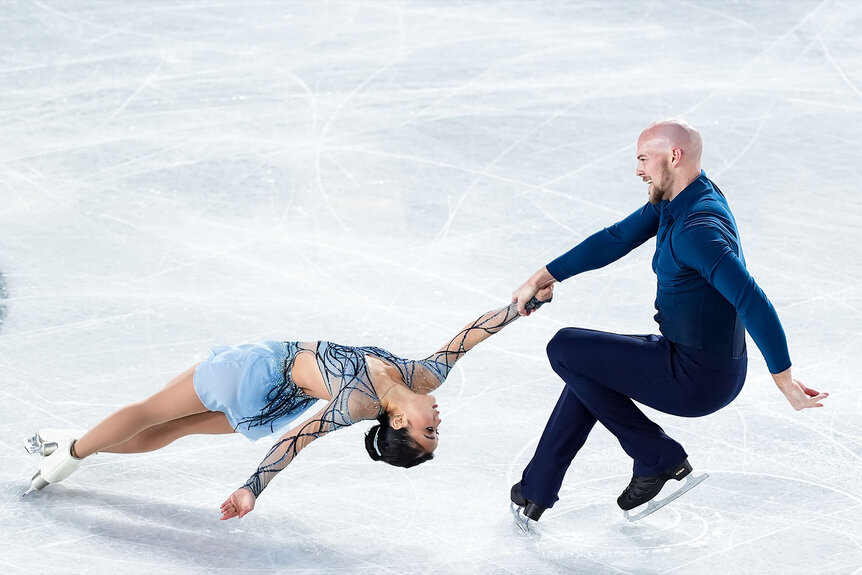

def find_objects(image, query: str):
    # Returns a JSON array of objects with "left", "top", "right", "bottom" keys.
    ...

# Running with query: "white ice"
[{"left": 1, "top": 1, "right": 861, "bottom": 574}]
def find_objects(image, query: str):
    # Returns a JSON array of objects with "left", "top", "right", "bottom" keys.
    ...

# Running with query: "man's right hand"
[
  {"left": 512, "top": 267, "right": 557, "bottom": 316},
  {"left": 512, "top": 281, "right": 540, "bottom": 316}
]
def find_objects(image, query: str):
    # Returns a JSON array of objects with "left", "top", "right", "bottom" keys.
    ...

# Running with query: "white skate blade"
[
  {"left": 510, "top": 502, "right": 534, "bottom": 534},
  {"left": 623, "top": 472, "right": 709, "bottom": 522}
]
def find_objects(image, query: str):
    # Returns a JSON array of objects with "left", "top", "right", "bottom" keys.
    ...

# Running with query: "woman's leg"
[
  {"left": 102, "top": 411, "right": 234, "bottom": 454},
  {"left": 74, "top": 364, "right": 210, "bottom": 458}
]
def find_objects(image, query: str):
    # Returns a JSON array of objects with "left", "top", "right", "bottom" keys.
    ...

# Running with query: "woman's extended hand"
[{"left": 220, "top": 487, "right": 256, "bottom": 520}]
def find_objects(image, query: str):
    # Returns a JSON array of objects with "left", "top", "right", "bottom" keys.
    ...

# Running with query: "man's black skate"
[
  {"left": 617, "top": 459, "right": 708, "bottom": 521},
  {"left": 510, "top": 482, "right": 546, "bottom": 532}
]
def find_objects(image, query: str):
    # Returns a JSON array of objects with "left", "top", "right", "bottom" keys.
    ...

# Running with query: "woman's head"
[{"left": 365, "top": 396, "right": 440, "bottom": 467}]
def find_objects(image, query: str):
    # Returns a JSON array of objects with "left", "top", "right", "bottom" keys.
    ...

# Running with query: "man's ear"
[{"left": 670, "top": 146, "right": 683, "bottom": 166}]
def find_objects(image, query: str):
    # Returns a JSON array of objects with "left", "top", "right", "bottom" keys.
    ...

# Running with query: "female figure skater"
[{"left": 26, "top": 289, "right": 552, "bottom": 520}]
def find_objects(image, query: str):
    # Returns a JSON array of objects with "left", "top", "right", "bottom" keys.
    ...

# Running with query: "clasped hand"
[{"left": 513, "top": 283, "right": 554, "bottom": 316}]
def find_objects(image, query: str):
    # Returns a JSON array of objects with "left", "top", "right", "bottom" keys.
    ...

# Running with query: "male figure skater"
[{"left": 509, "top": 119, "right": 828, "bottom": 527}]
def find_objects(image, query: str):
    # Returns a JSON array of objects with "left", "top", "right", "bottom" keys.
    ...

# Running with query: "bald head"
[
  {"left": 636, "top": 119, "right": 703, "bottom": 203},
  {"left": 638, "top": 118, "right": 703, "bottom": 169}
]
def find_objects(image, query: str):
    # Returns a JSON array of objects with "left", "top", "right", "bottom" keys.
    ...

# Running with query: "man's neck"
[{"left": 668, "top": 169, "right": 702, "bottom": 202}]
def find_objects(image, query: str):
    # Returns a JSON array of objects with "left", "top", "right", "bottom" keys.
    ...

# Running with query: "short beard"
[{"left": 647, "top": 161, "right": 672, "bottom": 205}]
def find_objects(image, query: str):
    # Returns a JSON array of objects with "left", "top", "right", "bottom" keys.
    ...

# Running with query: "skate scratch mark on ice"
[
  {"left": 274, "top": 523, "right": 405, "bottom": 575},
  {"left": 736, "top": 0, "right": 829, "bottom": 75},
  {"left": 0, "top": 311, "right": 152, "bottom": 345},
  {"left": 535, "top": 201, "right": 577, "bottom": 235},
  {"left": 681, "top": 1, "right": 758, "bottom": 33},
  {"left": 728, "top": 404, "right": 749, "bottom": 472},
  {"left": 313, "top": 21, "right": 410, "bottom": 232},
  {"left": 1, "top": 171, "right": 32, "bottom": 210},
  {"left": 327, "top": 144, "right": 556, "bottom": 192},
  {"left": 540, "top": 142, "right": 631, "bottom": 191},
  {"left": 273, "top": 65, "right": 319, "bottom": 135},
  {"left": 663, "top": 416, "right": 857, "bottom": 496},
  {"left": 328, "top": 155, "right": 362, "bottom": 189},
  {"left": 290, "top": 236, "right": 501, "bottom": 301},
  {"left": 658, "top": 496, "right": 861, "bottom": 574},
  {"left": 563, "top": 485, "right": 711, "bottom": 549},
  {"left": 716, "top": 490, "right": 862, "bottom": 554},
  {"left": 814, "top": 21, "right": 862, "bottom": 100},
  {"left": 755, "top": 240, "right": 859, "bottom": 285},
  {"left": 42, "top": 532, "right": 107, "bottom": 549},
  {"left": 545, "top": 505, "right": 709, "bottom": 554},
  {"left": 713, "top": 116, "right": 768, "bottom": 178},
  {"left": 433, "top": 89, "right": 598, "bottom": 245},
  {"left": 723, "top": 483, "right": 809, "bottom": 548},
  {"left": 174, "top": 552, "right": 218, "bottom": 575},
  {"left": 539, "top": 539, "right": 641, "bottom": 575},
  {"left": 779, "top": 283, "right": 862, "bottom": 311},
  {"left": 96, "top": 52, "right": 165, "bottom": 129},
  {"left": 403, "top": 39, "right": 557, "bottom": 126},
  {"left": 674, "top": 0, "right": 830, "bottom": 121},
  {"left": 29, "top": 0, "right": 168, "bottom": 42},
  {"left": 758, "top": 406, "right": 860, "bottom": 464},
  {"left": 452, "top": 371, "right": 548, "bottom": 417},
  {"left": 506, "top": 433, "right": 544, "bottom": 488},
  {"left": 0, "top": 269, "right": 7, "bottom": 329}
]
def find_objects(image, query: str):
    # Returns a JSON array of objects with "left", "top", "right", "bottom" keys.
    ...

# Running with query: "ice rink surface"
[{"left": 1, "top": 1, "right": 861, "bottom": 573}]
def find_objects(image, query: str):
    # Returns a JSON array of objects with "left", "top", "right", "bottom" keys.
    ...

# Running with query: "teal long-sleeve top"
[{"left": 545, "top": 171, "right": 791, "bottom": 374}]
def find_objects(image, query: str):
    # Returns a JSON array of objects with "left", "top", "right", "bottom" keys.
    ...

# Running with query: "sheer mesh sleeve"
[
  {"left": 241, "top": 380, "right": 381, "bottom": 498},
  {"left": 240, "top": 302, "right": 537, "bottom": 496},
  {"left": 405, "top": 302, "right": 525, "bottom": 394}
]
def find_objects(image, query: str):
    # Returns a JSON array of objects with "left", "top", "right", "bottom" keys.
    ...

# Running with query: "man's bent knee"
[{"left": 546, "top": 328, "right": 590, "bottom": 368}]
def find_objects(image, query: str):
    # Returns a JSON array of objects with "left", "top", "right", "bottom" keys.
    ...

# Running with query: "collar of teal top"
[{"left": 663, "top": 170, "right": 711, "bottom": 219}]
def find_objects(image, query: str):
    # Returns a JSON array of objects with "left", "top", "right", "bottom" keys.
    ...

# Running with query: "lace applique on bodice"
[
  {"left": 240, "top": 302, "right": 525, "bottom": 498},
  {"left": 313, "top": 341, "right": 451, "bottom": 426}
]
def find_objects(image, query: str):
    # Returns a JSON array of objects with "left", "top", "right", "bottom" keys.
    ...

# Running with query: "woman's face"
[{"left": 402, "top": 393, "right": 441, "bottom": 453}]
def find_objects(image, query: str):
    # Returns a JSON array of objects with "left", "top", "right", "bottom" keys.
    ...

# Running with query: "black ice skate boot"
[
  {"left": 510, "top": 482, "right": 546, "bottom": 521},
  {"left": 617, "top": 459, "right": 692, "bottom": 511}
]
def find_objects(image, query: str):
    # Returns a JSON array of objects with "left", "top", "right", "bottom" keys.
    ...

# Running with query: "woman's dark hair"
[{"left": 365, "top": 414, "right": 434, "bottom": 468}]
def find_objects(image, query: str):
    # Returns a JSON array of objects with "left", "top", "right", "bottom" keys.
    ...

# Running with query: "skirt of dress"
[{"left": 192, "top": 340, "right": 319, "bottom": 440}]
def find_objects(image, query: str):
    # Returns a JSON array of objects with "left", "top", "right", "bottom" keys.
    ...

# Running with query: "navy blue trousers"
[{"left": 520, "top": 327, "right": 747, "bottom": 509}]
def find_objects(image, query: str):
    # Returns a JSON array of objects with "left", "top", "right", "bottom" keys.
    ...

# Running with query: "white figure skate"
[
  {"left": 23, "top": 437, "right": 83, "bottom": 496},
  {"left": 23, "top": 428, "right": 83, "bottom": 457}
]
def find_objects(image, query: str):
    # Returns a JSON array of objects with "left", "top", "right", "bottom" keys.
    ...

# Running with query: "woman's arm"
[
  {"left": 415, "top": 287, "right": 553, "bottom": 391},
  {"left": 219, "top": 401, "right": 345, "bottom": 520}
]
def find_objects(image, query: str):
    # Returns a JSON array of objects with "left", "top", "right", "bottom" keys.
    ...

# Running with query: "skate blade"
[
  {"left": 624, "top": 472, "right": 709, "bottom": 522},
  {"left": 23, "top": 434, "right": 41, "bottom": 455},
  {"left": 23, "top": 433, "right": 58, "bottom": 457},
  {"left": 510, "top": 502, "right": 534, "bottom": 534},
  {"left": 22, "top": 471, "right": 49, "bottom": 497}
]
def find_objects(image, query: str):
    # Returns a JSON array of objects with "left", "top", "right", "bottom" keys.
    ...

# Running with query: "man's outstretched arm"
[{"left": 513, "top": 202, "right": 661, "bottom": 315}]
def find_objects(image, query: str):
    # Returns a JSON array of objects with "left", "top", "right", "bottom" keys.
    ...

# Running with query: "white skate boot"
[
  {"left": 24, "top": 428, "right": 84, "bottom": 457},
  {"left": 23, "top": 438, "right": 83, "bottom": 496}
]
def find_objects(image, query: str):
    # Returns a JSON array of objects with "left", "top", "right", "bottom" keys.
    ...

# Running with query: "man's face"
[{"left": 636, "top": 137, "right": 673, "bottom": 205}]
